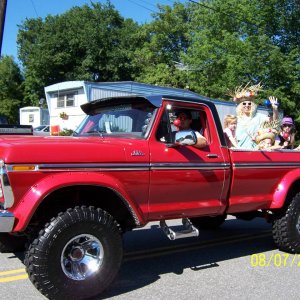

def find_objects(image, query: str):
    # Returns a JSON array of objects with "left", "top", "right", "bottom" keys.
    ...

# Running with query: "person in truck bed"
[
  {"left": 223, "top": 114, "right": 238, "bottom": 148},
  {"left": 271, "top": 116, "right": 296, "bottom": 150},
  {"left": 254, "top": 128, "right": 276, "bottom": 150},
  {"left": 229, "top": 82, "right": 279, "bottom": 149}
]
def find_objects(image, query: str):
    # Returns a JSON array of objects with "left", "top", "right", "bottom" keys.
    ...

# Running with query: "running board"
[{"left": 160, "top": 218, "right": 199, "bottom": 240}]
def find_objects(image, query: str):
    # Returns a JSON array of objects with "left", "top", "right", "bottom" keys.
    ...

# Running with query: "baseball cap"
[{"left": 281, "top": 116, "right": 294, "bottom": 126}]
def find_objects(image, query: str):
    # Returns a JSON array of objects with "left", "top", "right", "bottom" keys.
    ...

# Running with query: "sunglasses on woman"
[
  {"left": 283, "top": 124, "right": 292, "bottom": 128},
  {"left": 242, "top": 102, "right": 252, "bottom": 106}
]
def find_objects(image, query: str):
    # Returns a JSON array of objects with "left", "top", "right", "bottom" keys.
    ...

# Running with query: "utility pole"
[{"left": 0, "top": 0, "right": 7, "bottom": 56}]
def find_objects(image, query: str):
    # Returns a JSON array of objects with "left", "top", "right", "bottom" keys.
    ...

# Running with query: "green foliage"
[
  {"left": 59, "top": 128, "right": 74, "bottom": 136},
  {"left": 133, "top": 0, "right": 298, "bottom": 120},
  {"left": 0, "top": 99, "right": 21, "bottom": 124},
  {"left": 15, "top": 0, "right": 300, "bottom": 132},
  {"left": 182, "top": 0, "right": 299, "bottom": 127},
  {"left": 0, "top": 56, "right": 24, "bottom": 123},
  {"left": 133, "top": 2, "right": 191, "bottom": 88},
  {"left": 17, "top": 1, "right": 144, "bottom": 104}
]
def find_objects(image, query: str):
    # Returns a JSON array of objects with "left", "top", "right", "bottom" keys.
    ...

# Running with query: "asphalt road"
[{"left": 0, "top": 217, "right": 299, "bottom": 300}]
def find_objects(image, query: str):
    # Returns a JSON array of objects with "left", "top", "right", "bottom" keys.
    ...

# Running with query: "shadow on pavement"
[{"left": 101, "top": 218, "right": 275, "bottom": 299}]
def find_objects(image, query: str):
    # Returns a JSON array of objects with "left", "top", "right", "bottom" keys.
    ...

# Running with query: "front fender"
[
  {"left": 270, "top": 169, "right": 300, "bottom": 209},
  {"left": 12, "top": 172, "right": 144, "bottom": 232}
]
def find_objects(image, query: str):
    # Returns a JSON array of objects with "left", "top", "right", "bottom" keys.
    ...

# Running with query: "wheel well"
[
  {"left": 28, "top": 185, "right": 138, "bottom": 233},
  {"left": 272, "top": 178, "right": 300, "bottom": 219},
  {"left": 284, "top": 179, "right": 300, "bottom": 208}
]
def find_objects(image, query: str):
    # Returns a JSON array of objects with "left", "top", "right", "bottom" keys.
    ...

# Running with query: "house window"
[
  {"left": 29, "top": 114, "right": 34, "bottom": 123},
  {"left": 55, "top": 92, "right": 76, "bottom": 108}
]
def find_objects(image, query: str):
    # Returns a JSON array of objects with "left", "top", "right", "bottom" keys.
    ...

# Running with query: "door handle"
[{"left": 207, "top": 154, "right": 218, "bottom": 158}]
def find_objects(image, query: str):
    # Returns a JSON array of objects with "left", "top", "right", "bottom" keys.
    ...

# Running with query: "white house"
[
  {"left": 44, "top": 81, "right": 87, "bottom": 132},
  {"left": 44, "top": 81, "right": 207, "bottom": 133},
  {"left": 19, "top": 106, "right": 49, "bottom": 128},
  {"left": 44, "top": 81, "right": 272, "bottom": 133}
]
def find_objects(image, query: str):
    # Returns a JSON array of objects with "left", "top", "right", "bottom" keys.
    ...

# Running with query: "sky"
[{"left": 2, "top": 0, "right": 185, "bottom": 64}]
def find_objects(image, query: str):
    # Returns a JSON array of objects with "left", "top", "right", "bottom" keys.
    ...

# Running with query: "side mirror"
[{"left": 174, "top": 130, "right": 197, "bottom": 146}]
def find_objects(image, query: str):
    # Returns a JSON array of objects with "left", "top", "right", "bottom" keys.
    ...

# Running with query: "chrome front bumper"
[{"left": 0, "top": 210, "right": 15, "bottom": 232}]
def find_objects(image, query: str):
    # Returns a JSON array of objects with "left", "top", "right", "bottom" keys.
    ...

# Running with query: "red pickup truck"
[{"left": 0, "top": 95, "right": 299, "bottom": 299}]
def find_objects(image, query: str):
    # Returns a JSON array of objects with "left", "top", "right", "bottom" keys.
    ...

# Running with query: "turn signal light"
[{"left": 12, "top": 165, "right": 36, "bottom": 171}]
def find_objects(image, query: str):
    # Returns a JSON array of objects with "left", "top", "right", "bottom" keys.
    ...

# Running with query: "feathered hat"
[{"left": 228, "top": 82, "right": 263, "bottom": 102}]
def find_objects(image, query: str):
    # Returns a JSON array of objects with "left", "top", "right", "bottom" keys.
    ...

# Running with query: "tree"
[
  {"left": 16, "top": 0, "right": 300, "bottom": 128},
  {"left": 135, "top": 0, "right": 299, "bottom": 127},
  {"left": 17, "top": 1, "right": 144, "bottom": 105},
  {"left": 181, "top": 0, "right": 299, "bottom": 122},
  {"left": 133, "top": 2, "right": 191, "bottom": 88},
  {"left": 0, "top": 56, "right": 24, "bottom": 123}
]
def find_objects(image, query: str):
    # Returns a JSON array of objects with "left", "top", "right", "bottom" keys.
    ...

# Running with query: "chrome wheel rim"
[{"left": 61, "top": 234, "right": 104, "bottom": 281}]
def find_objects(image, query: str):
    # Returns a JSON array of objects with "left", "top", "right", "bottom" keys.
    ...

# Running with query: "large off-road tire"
[
  {"left": 190, "top": 215, "right": 226, "bottom": 230},
  {"left": 25, "top": 206, "right": 123, "bottom": 300},
  {"left": 0, "top": 233, "right": 27, "bottom": 253},
  {"left": 272, "top": 193, "right": 300, "bottom": 253}
]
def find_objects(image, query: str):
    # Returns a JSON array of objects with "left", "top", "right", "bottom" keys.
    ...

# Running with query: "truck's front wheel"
[
  {"left": 25, "top": 206, "right": 123, "bottom": 299},
  {"left": 272, "top": 192, "right": 300, "bottom": 253}
]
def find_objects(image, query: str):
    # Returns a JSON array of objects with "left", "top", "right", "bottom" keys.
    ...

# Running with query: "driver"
[{"left": 174, "top": 110, "right": 207, "bottom": 149}]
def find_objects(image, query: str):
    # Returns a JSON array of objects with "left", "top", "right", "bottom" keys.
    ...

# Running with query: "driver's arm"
[{"left": 194, "top": 131, "right": 207, "bottom": 149}]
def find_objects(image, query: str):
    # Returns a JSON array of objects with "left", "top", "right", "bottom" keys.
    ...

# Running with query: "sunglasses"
[
  {"left": 242, "top": 102, "right": 252, "bottom": 106},
  {"left": 283, "top": 124, "right": 292, "bottom": 128}
]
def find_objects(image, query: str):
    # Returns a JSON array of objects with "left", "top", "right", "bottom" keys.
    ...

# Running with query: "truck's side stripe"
[
  {"left": 233, "top": 162, "right": 300, "bottom": 168},
  {"left": 150, "top": 163, "right": 230, "bottom": 170},
  {"left": 6, "top": 162, "right": 231, "bottom": 172},
  {"left": 8, "top": 162, "right": 300, "bottom": 171}
]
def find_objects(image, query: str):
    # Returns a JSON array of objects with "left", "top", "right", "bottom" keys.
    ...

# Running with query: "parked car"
[{"left": 33, "top": 125, "right": 50, "bottom": 136}]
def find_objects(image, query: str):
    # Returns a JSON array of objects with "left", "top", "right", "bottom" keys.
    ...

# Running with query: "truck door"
[{"left": 148, "top": 101, "right": 230, "bottom": 220}]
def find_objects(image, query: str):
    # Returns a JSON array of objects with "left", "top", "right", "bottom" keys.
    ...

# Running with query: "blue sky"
[{"left": 2, "top": 0, "right": 185, "bottom": 63}]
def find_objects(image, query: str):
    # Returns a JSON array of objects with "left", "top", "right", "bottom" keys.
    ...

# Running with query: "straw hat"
[
  {"left": 255, "top": 120, "right": 279, "bottom": 144},
  {"left": 255, "top": 129, "right": 276, "bottom": 144},
  {"left": 228, "top": 82, "right": 263, "bottom": 102}
]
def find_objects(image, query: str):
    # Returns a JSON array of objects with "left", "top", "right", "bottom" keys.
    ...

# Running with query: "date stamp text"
[{"left": 250, "top": 253, "right": 300, "bottom": 267}]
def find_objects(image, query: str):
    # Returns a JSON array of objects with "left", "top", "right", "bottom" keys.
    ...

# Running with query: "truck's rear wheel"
[
  {"left": 190, "top": 215, "right": 226, "bottom": 230},
  {"left": 0, "top": 233, "right": 27, "bottom": 253},
  {"left": 272, "top": 192, "right": 300, "bottom": 253},
  {"left": 25, "top": 206, "right": 123, "bottom": 300}
]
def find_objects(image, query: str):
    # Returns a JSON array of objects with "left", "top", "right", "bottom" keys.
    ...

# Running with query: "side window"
[
  {"left": 156, "top": 110, "right": 172, "bottom": 143},
  {"left": 155, "top": 106, "right": 209, "bottom": 143}
]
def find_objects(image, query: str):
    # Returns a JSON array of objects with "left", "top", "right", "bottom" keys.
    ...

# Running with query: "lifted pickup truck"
[{"left": 0, "top": 95, "right": 299, "bottom": 299}]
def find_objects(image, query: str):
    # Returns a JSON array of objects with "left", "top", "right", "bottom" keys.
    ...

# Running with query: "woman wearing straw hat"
[{"left": 229, "top": 83, "right": 279, "bottom": 149}]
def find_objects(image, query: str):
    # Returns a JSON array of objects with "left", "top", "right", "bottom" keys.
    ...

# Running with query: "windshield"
[{"left": 74, "top": 100, "right": 156, "bottom": 138}]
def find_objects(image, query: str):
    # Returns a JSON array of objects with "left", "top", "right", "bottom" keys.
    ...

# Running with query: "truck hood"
[{"left": 0, "top": 135, "right": 147, "bottom": 164}]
